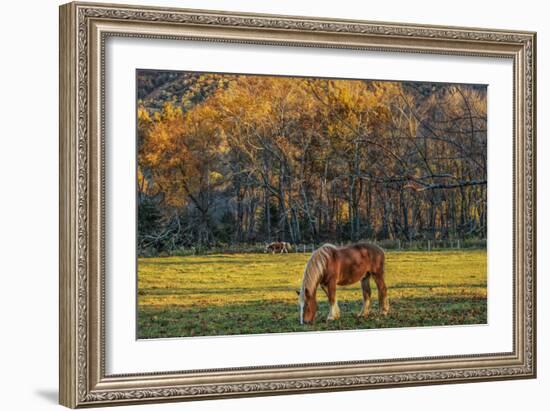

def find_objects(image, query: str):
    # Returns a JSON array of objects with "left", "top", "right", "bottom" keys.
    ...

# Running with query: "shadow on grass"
[
  {"left": 390, "top": 283, "right": 487, "bottom": 289},
  {"left": 137, "top": 296, "right": 487, "bottom": 339},
  {"left": 140, "top": 259, "right": 248, "bottom": 266},
  {"left": 138, "top": 283, "right": 486, "bottom": 297},
  {"left": 138, "top": 285, "right": 300, "bottom": 296}
]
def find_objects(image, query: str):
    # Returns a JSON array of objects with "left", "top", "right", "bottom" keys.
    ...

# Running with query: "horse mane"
[{"left": 301, "top": 244, "right": 337, "bottom": 295}]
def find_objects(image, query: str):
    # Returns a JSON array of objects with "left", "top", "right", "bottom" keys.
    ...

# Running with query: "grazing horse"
[
  {"left": 297, "top": 243, "right": 389, "bottom": 324},
  {"left": 265, "top": 241, "right": 292, "bottom": 254}
]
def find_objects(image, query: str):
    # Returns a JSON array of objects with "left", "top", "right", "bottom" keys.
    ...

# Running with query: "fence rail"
[{"left": 140, "top": 238, "right": 487, "bottom": 257}]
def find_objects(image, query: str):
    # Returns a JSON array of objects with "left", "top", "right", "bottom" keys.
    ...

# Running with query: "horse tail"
[
  {"left": 301, "top": 244, "right": 336, "bottom": 294},
  {"left": 372, "top": 245, "right": 389, "bottom": 314},
  {"left": 378, "top": 248, "right": 385, "bottom": 276},
  {"left": 365, "top": 243, "right": 385, "bottom": 277}
]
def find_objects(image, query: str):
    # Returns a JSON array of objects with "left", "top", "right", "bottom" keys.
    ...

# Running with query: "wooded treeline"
[{"left": 137, "top": 71, "right": 487, "bottom": 254}]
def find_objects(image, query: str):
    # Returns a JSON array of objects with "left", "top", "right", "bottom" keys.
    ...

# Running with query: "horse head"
[
  {"left": 297, "top": 288, "right": 317, "bottom": 324},
  {"left": 297, "top": 245, "right": 336, "bottom": 324}
]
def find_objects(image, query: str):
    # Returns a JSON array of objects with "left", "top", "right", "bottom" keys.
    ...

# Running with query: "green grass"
[{"left": 137, "top": 250, "right": 487, "bottom": 338}]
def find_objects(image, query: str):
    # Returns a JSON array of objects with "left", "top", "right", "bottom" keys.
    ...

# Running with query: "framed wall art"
[{"left": 59, "top": 1, "right": 537, "bottom": 407}]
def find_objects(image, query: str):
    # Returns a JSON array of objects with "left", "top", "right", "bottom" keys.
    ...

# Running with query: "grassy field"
[{"left": 137, "top": 250, "right": 487, "bottom": 338}]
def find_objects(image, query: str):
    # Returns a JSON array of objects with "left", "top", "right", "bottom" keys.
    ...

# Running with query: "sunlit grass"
[{"left": 137, "top": 250, "right": 487, "bottom": 338}]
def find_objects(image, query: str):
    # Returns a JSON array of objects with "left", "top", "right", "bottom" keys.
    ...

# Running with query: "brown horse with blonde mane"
[{"left": 297, "top": 243, "right": 389, "bottom": 324}]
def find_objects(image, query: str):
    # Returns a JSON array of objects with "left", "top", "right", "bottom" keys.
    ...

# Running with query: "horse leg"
[
  {"left": 358, "top": 274, "right": 372, "bottom": 318},
  {"left": 326, "top": 281, "right": 340, "bottom": 321},
  {"left": 373, "top": 273, "right": 390, "bottom": 315}
]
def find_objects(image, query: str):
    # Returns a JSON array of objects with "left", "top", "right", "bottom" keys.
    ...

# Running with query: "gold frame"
[{"left": 59, "top": 1, "right": 537, "bottom": 408}]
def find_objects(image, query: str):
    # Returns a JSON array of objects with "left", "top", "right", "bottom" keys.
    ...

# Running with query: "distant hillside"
[{"left": 137, "top": 70, "right": 234, "bottom": 112}]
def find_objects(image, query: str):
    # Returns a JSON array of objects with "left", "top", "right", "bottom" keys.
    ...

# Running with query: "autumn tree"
[{"left": 136, "top": 71, "right": 487, "bottom": 253}]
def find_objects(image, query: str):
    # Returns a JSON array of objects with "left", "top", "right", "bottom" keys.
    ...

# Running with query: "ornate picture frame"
[{"left": 59, "top": 1, "right": 536, "bottom": 408}]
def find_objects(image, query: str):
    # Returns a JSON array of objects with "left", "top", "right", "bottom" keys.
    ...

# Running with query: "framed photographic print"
[{"left": 59, "top": 1, "right": 537, "bottom": 408}]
